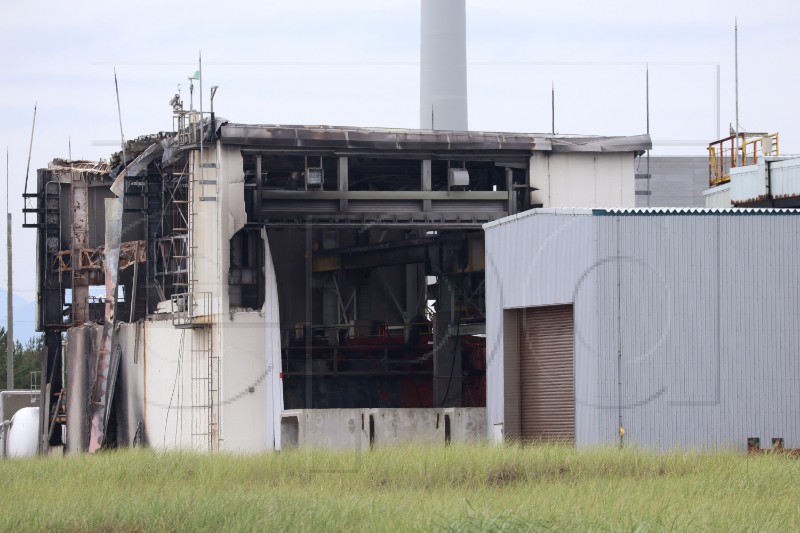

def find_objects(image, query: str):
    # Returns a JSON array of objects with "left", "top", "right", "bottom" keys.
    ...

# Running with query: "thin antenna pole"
[
  {"left": 717, "top": 63, "right": 722, "bottom": 139},
  {"left": 734, "top": 18, "right": 739, "bottom": 165},
  {"left": 6, "top": 147, "right": 13, "bottom": 389},
  {"left": 114, "top": 69, "right": 128, "bottom": 169},
  {"left": 69, "top": 137, "right": 72, "bottom": 160},
  {"left": 646, "top": 64, "right": 650, "bottom": 207},
  {"left": 551, "top": 81, "right": 555, "bottom": 135},
  {"left": 199, "top": 51, "right": 204, "bottom": 198},
  {"left": 22, "top": 104, "right": 37, "bottom": 203}
]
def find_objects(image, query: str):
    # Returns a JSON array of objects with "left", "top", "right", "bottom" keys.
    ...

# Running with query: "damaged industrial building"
[{"left": 22, "top": 101, "right": 650, "bottom": 452}]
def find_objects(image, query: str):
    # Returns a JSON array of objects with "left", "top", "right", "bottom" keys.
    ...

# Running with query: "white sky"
[{"left": 1, "top": 0, "right": 799, "bottom": 302}]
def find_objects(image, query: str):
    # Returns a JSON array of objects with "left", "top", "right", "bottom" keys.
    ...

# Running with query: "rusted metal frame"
[
  {"left": 129, "top": 241, "right": 140, "bottom": 323},
  {"left": 89, "top": 140, "right": 165, "bottom": 452},
  {"left": 51, "top": 240, "right": 147, "bottom": 273},
  {"left": 118, "top": 240, "right": 147, "bottom": 269}
]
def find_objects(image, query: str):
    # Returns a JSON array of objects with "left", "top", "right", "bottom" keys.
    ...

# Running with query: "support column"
[
  {"left": 529, "top": 153, "right": 550, "bottom": 208},
  {"left": 71, "top": 172, "right": 89, "bottom": 325},
  {"left": 255, "top": 155, "right": 263, "bottom": 223},
  {"left": 338, "top": 157, "right": 348, "bottom": 213},
  {"left": 433, "top": 275, "right": 462, "bottom": 407},
  {"left": 421, "top": 160, "right": 432, "bottom": 212},
  {"left": 506, "top": 168, "right": 516, "bottom": 216}
]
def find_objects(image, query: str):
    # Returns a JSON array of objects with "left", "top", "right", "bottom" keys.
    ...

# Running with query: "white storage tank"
[{"left": 6, "top": 407, "right": 39, "bottom": 458}]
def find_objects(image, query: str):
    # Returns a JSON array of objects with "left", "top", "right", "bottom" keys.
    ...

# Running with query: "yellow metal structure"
[{"left": 708, "top": 132, "right": 779, "bottom": 187}]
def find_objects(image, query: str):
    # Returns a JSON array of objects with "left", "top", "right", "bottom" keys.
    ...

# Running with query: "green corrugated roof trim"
[{"left": 593, "top": 208, "right": 800, "bottom": 216}]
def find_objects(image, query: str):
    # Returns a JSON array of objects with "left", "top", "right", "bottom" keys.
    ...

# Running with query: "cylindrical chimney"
[{"left": 420, "top": 0, "right": 468, "bottom": 131}]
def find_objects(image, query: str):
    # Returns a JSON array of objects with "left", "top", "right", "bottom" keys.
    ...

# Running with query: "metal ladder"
[
  {"left": 190, "top": 325, "right": 218, "bottom": 450},
  {"left": 189, "top": 143, "right": 219, "bottom": 451}
]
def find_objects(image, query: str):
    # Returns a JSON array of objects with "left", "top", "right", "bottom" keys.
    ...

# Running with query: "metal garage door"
[{"left": 519, "top": 304, "right": 575, "bottom": 443}]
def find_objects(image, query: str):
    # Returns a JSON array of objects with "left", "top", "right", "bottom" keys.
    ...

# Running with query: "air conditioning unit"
[{"left": 448, "top": 168, "right": 469, "bottom": 188}]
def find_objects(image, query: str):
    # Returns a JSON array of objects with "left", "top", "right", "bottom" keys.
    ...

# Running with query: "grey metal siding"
[
  {"left": 634, "top": 156, "right": 708, "bottom": 208},
  {"left": 485, "top": 209, "right": 800, "bottom": 451},
  {"left": 502, "top": 309, "right": 520, "bottom": 439}
]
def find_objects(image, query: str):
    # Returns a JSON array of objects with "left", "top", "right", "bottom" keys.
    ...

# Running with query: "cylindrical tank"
[
  {"left": 420, "top": 0, "right": 468, "bottom": 131},
  {"left": 6, "top": 407, "right": 39, "bottom": 458}
]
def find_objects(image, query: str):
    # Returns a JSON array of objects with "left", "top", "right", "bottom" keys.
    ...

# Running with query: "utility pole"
[{"left": 6, "top": 147, "right": 13, "bottom": 390}]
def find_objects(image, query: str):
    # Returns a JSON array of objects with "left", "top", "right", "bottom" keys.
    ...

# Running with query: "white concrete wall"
[
  {"left": 280, "top": 408, "right": 486, "bottom": 450},
  {"left": 117, "top": 320, "right": 196, "bottom": 450},
  {"left": 282, "top": 409, "right": 367, "bottom": 451},
  {"left": 530, "top": 153, "right": 635, "bottom": 208},
  {"left": 116, "top": 144, "right": 277, "bottom": 453},
  {"left": 219, "top": 311, "right": 268, "bottom": 453}
]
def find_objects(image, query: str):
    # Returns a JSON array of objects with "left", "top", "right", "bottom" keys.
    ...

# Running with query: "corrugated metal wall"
[{"left": 485, "top": 209, "right": 800, "bottom": 451}]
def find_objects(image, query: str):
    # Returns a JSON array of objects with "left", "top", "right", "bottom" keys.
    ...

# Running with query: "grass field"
[{"left": 1, "top": 444, "right": 798, "bottom": 532}]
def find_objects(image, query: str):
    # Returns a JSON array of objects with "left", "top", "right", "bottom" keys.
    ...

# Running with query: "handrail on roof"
[{"left": 708, "top": 132, "right": 779, "bottom": 187}]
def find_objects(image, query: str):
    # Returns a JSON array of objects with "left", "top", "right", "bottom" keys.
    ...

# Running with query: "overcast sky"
[{"left": 1, "top": 0, "right": 799, "bottom": 306}]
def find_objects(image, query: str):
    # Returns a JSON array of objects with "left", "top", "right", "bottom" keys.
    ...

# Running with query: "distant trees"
[{"left": 0, "top": 328, "right": 45, "bottom": 389}]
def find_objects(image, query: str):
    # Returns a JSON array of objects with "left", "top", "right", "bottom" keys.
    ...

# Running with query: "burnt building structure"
[{"left": 23, "top": 106, "right": 649, "bottom": 452}]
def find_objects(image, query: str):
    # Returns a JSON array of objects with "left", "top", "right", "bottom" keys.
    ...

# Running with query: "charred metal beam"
[
  {"left": 313, "top": 238, "right": 435, "bottom": 273},
  {"left": 52, "top": 240, "right": 147, "bottom": 273}
]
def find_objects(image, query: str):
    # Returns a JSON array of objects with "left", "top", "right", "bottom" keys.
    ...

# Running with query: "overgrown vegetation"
[
  {"left": 0, "top": 444, "right": 798, "bottom": 532},
  {"left": 0, "top": 328, "right": 44, "bottom": 388}
]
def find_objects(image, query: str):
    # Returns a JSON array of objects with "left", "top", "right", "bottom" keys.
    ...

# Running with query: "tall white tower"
[{"left": 420, "top": 0, "right": 468, "bottom": 131}]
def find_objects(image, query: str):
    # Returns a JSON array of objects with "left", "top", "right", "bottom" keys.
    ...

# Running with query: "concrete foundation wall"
[{"left": 280, "top": 408, "right": 486, "bottom": 450}]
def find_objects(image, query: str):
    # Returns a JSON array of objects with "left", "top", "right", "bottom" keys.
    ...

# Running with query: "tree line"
[{"left": 0, "top": 327, "right": 45, "bottom": 390}]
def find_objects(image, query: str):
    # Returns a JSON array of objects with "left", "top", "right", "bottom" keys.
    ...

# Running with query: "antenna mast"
[
  {"left": 734, "top": 18, "right": 740, "bottom": 165},
  {"left": 551, "top": 82, "right": 555, "bottom": 135},
  {"left": 646, "top": 64, "right": 651, "bottom": 207},
  {"left": 6, "top": 147, "right": 12, "bottom": 389}
]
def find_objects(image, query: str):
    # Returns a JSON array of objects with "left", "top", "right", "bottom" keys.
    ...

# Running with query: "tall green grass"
[{"left": 0, "top": 444, "right": 797, "bottom": 532}]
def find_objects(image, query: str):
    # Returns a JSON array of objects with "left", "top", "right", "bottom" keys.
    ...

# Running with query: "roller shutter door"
[{"left": 518, "top": 304, "right": 575, "bottom": 443}]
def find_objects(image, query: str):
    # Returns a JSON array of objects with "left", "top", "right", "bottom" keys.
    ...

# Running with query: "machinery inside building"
[{"left": 21, "top": 103, "right": 649, "bottom": 452}]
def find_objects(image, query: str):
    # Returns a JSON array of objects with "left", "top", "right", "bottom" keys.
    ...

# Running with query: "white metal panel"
[
  {"left": 546, "top": 153, "right": 635, "bottom": 208},
  {"left": 769, "top": 157, "right": 800, "bottom": 200},
  {"left": 703, "top": 183, "right": 732, "bottom": 208},
  {"left": 730, "top": 164, "right": 766, "bottom": 204}
]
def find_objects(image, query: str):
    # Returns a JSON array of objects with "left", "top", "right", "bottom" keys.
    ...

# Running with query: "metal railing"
[
  {"left": 171, "top": 291, "right": 213, "bottom": 328},
  {"left": 708, "top": 132, "right": 779, "bottom": 187},
  {"left": 173, "top": 110, "right": 205, "bottom": 146}
]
